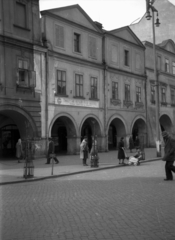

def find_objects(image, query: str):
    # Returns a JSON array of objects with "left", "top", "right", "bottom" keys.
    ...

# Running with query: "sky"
[{"left": 39, "top": 0, "right": 175, "bottom": 30}]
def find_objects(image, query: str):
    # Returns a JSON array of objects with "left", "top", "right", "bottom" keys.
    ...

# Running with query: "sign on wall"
[{"left": 55, "top": 97, "right": 99, "bottom": 108}]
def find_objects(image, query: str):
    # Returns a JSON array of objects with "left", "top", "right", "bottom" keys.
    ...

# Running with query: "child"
[{"left": 128, "top": 148, "right": 142, "bottom": 166}]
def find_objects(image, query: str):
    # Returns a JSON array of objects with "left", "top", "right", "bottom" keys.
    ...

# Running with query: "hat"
[{"left": 162, "top": 131, "right": 169, "bottom": 138}]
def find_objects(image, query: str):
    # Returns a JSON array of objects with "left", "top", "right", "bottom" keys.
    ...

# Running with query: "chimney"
[{"left": 94, "top": 21, "right": 103, "bottom": 30}]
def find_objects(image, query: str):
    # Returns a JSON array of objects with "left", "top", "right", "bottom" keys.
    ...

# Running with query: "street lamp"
[{"left": 145, "top": 0, "right": 161, "bottom": 157}]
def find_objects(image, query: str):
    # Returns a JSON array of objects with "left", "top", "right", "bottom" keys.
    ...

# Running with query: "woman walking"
[
  {"left": 118, "top": 137, "right": 125, "bottom": 164},
  {"left": 16, "top": 139, "right": 23, "bottom": 163}
]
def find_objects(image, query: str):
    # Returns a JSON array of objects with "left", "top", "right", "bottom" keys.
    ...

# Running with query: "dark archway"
[
  {"left": 51, "top": 116, "right": 77, "bottom": 154},
  {"left": 81, "top": 117, "right": 101, "bottom": 151},
  {"left": 108, "top": 118, "right": 126, "bottom": 150},
  {"left": 132, "top": 118, "right": 146, "bottom": 147},
  {"left": 0, "top": 109, "right": 36, "bottom": 158},
  {"left": 160, "top": 114, "right": 172, "bottom": 134}
]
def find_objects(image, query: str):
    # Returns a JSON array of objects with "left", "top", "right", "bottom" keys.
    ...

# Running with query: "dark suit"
[
  {"left": 162, "top": 136, "right": 175, "bottom": 180},
  {"left": 46, "top": 140, "right": 59, "bottom": 164}
]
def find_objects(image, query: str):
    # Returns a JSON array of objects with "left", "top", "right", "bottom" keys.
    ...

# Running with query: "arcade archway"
[
  {"left": 81, "top": 117, "right": 101, "bottom": 151},
  {"left": 132, "top": 118, "right": 146, "bottom": 147},
  {"left": 51, "top": 116, "right": 77, "bottom": 154},
  {"left": 0, "top": 107, "right": 37, "bottom": 158},
  {"left": 108, "top": 118, "right": 126, "bottom": 150},
  {"left": 160, "top": 114, "right": 172, "bottom": 133}
]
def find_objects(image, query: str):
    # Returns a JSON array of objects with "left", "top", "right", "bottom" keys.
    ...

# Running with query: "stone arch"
[
  {"left": 0, "top": 104, "right": 38, "bottom": 157},
  {"left": 80, "top": 114, "right": 103, "bottom": 151},
  {"left": 49, "top": 113, "right": 78, "bottom": 155},
  {"left": 131, "top": 115, "right": 147, "bottom": 147},
  {"left": 107, "top": 115, "right": 127, "bottom": 150},
  {"left": 159, "top": 114, "right": 173, "bottom": 133}
]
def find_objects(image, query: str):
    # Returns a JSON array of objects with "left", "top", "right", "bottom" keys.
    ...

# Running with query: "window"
[
  {"left": 55, "top": 25, "right": 64, "bottom": 48},
  {"left": 75, "top": 74, "right": 83, "bottom": 97},
  {"left": 17, "top": 59, "right": 29, "bottom": 87},
  {"left": 112, "top": 82, "right": 118, "bottom": 100},
  {"left": 173, "top": 62, "right": 175, "bottom": 75},
  {"left": 171, "top": 88, "right": 175, "bottom": 105},
  {"left": 125, "top": 84, "right": 130, "bottom": 101},
  {"left": 157, "top": 56, "right": 161, "bottom": 71},
  {"left": 136, "top": 86, "right": 141, "bottom": 103},
  {"left": 74, "top": 33, "right": 81, "bottom": 53},
  {"left": 89, "top": 36, "right": 96, "bottom": 59},
  {"left": 15, "top": 1, "right": 27, "bottom": 28},
  {"left": 151, "top": 85, "right": 155, "bottom": 103},
  {"left": 124, "top": 50, "right": 129, "bottom": 66},
  {"left": 56, "top": 70, "right": 66, "bottom": 95},
  {"left": 165, "top": 59, "right": 169, "bottom": 73},
  {"left": 90, "top": 77, "right": 97, "bottom": 99},
  {"left": 161, "top": 87, "right": 166, "bottom": 103}
]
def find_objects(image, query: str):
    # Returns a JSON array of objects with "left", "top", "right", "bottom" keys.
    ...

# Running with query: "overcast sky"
[{"left": 39, "top": 0, "right": 175, "bottom": 30}]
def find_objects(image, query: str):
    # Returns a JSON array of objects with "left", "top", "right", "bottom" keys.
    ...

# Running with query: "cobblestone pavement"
[{"left": 0, "top": 160, "right": 175, "bottom": 240}]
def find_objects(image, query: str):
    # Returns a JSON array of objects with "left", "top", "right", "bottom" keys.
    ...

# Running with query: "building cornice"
[{"left": 143, "top": 41, "right": 175, "bottom": 57}]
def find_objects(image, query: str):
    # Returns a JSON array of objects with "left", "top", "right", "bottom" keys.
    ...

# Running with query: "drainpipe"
[
  {"left": 43, "top": 16, "right": 49, "bottom": 153},
  {"left": 2, "top": 0, "right": 6, "bottom": 95},
  {"left": 102, "top": 33, "right": 108, "bottom": 152},
  {"left": 145, "top": 72, "right": 148, "bottom": 147}
]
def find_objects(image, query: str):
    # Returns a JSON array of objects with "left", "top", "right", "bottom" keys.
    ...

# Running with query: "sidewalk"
[{"left": 0, "top": 148, "right": 163, "bottom": 185}]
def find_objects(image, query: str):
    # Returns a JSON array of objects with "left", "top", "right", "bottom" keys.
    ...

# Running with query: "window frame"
[
  {"left": 151, "top": 84, "right": 156, "bottom": 103},
  {"left": 75, "top": 73, "right": 83, "bottom": 97},
  {"left": 14, "top": 0, "right": 28, "bottom": 30},
  {"left": 74, "top": 32, "right": 81, "bottom": 53},
  {"left": 136, "top": 86, "right": 141, "bottom": 103},
  {"left": 171, "top": 88, "right": 175, "bottom": 105},
  {"left": 90, "top": 76, "right": 98, "bottom": 99},
  {"left": 172, "top": 61, "right": 175, "bottom": 75},
  {"left": 55, "top": 24, "right": 64, "bottom": 49},
  {"left": 165, "top": 58, "right": 170, "bottom": 73},
  {"left": 124, "top": 49, "right": 130, "bottom": 67},
  {"left": 56, "top": 69, "right": 66, "bottom": 95},
  {"left": 17, "top": 58, "right": 29, "bottom": 87},
  {"left": 125, "top": 84, "right": 130, "bottom": 101},
  {"left": 112, "top": 82, "right": 118, "bottom": 100},
  {"left": 161, "top": 86, "right": 166, "bottom": 103}
]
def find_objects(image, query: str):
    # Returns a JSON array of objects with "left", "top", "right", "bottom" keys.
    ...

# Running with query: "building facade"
[
  {"left": 144, "top": 39, "right": 175, "bottom": 146},
  {"left": 41, "top": 5, "right": 147, "bottom": 155},
  {"left": 0, "top": 0, "right": 46, "bottom": 158}
]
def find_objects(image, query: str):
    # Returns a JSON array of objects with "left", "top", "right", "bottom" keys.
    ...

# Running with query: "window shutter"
[
  {"left": 55, "top": 25, "right": 64, "bottom": 48},
  {"left": 89, "top": 36, "right": 96, "bottom": 58},
  {"left": 29, "top": 71, "right": 36, "bottom": 88}
]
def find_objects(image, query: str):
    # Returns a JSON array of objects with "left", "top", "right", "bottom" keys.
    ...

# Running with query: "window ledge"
[
  {"left": 73, "top": 96, "right": 85, "bottom": 99},
  {"left": 54, "top": 94, "right": 68, "bottom": 97},
  {"left": 151, "top": 100, "right": 156, "bottom": 104},
  {"left": 123, "top": 100, "right": 133, "bottom": 108},
  {"left": 110, "top": 99, "right": 121, "bottom": 106},
  {"left": 89, "top": 98, "right": 99, "bottom": 101},
  {"left": 161, "top": 102, "right": 167, "bottom": 106},
  {"left": 13, "top": 24, "right": 30, "bottom": 31}
]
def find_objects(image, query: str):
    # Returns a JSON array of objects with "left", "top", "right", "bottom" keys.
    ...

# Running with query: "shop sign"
[{"left": 55, "top": 97, "right": 99, "bottom": 108}]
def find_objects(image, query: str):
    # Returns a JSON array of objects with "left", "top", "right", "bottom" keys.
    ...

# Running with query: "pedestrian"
[
  {"left": 90, "top": 136, "right": 99, "bottom": 167},
  {"left": 129, "top": 135, "right": 134, "bottom": 153},
  {"left": 118, "top": 137, "right": 125, "bottom": 164},
  {"left": 127, "top": 148, "right": 142, "bottom": 166},
  {"left": 45, "top": 137, "right": 59, "bottom": 164},
  {"left": 16, "top": 139, "right": 23, "bottom": 163},
  {"left": 135, "top": 136, "right": 140, "bottom": 150},
  {"left": 80, "top": 137, "right": 89, "bottom": 166},
  {"left": 162, "top": 131, "right": 175, "bottom": 181}
]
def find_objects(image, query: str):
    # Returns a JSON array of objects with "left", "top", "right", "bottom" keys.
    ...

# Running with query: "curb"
[{"left": 0, "top": 158, "right": 162, "bottom": 186}]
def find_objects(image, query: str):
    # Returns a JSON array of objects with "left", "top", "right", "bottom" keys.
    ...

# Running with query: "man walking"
[
  {"left": 162, "top": 131, "right": 175, "bottom": 181},
  {"left": 45, "top": 137, "right": 59, "bottom": 164}
]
